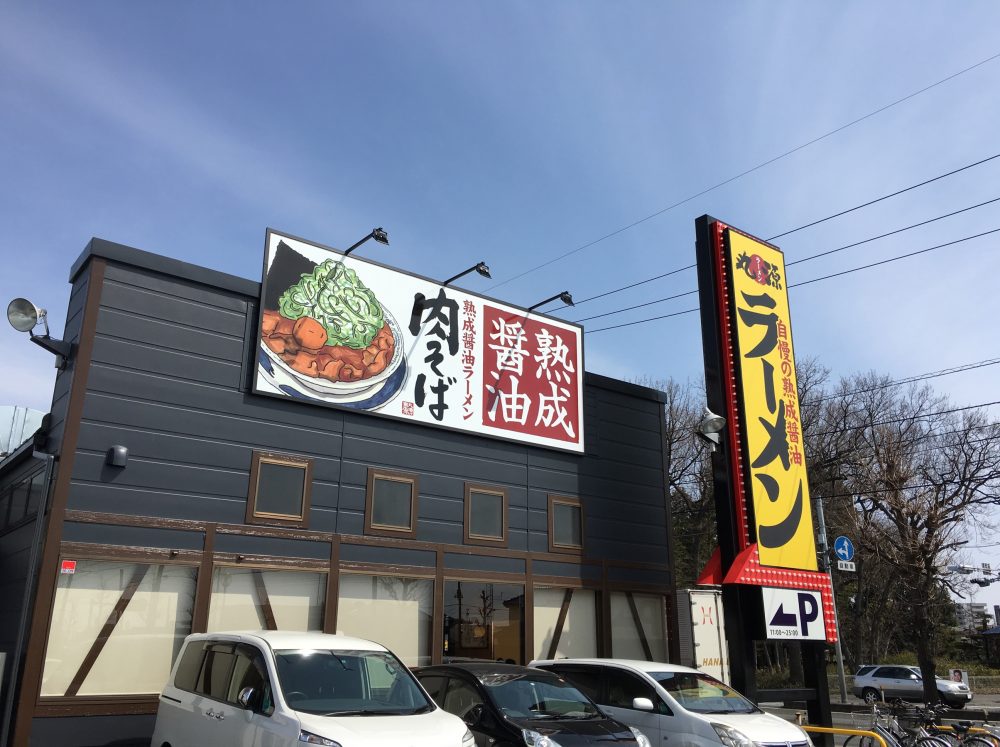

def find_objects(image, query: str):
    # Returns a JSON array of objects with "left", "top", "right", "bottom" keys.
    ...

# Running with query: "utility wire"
[
  {"left": 808, "top": 400, "right": 1000, "bottom": 439},
  {"left": 804, "top": 357, "right": 1000, "bottom": 405},
  {"left": 492, "top": 52, "right": 1000, "bottom": 291},
  {"left": 556, "top": 166, "right": 1000, "bottom": 311},
  {"left": 767, "top": 155, "right": 1000, "bottom": 241},
  {"left": 584, "top": 227, "right": 999, "bottom": 334}
]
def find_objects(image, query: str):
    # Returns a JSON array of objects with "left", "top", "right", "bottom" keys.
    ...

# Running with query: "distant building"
[
  {"left": 954, "top": 601, "right": 993, "bottom": 631},
  {"left": 0, "top": 406, "right": 44, "bottom": 459}
]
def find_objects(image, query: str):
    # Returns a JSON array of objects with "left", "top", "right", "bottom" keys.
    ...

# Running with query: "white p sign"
[{"left": 761, "top": 588, "right": 826, "bottom": 640}]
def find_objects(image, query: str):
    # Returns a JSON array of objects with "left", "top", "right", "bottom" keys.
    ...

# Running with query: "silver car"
[{"left": 852, "top": 665, "right": 972, "bottom": 708}]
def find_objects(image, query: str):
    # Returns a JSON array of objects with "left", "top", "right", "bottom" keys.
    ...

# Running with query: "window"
[
  {"left": 464, "top": 484, "right": 507, "bottom": 546},
  {"left": 542, "top": 665, "right": 602, "bottom": 703},
  {"left": 40, "top": 560, "right": 197, "bottom": 696},
  {"left": 228, "top": 644, "right": 274, "bottom": 714},
  {"left": 246, "top": 451, "right": 313, "bottom": 528},
  {"left": 533, "top": 587, "right": 597, "bottom": 659},
  {"left": 610, "top": 591, "right": 667, "bottom": 661},
  {"left": 442, "top": 678, "right": 483, "bottom": 720},
  {"left": 418, "top": 674, "right": 448, "bottom": 701},
  {"left": 208, "top": 567, "right": 326, "bottom": 632},
  {"left": 338, "top": 574, "right": 434, "bottom": 666},
  {"left": 365, "top": 468, "right": 418, "bottom": 537},
  {"left": 548, "top": 495, "right": 583, "bottom": 553},
  {"left": 444, "top": 580, "right": 524, "bottom": 664},
  {"left": 604, "top": 668, "right": 657, "bottom": 710},
  {"left": 198, "top": 644, "right": 238, "bottom": 700}
]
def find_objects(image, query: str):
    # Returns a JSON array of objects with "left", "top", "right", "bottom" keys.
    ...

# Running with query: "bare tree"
[{"left": 829, "top": 374, "right": 1000, "bottom": 701}]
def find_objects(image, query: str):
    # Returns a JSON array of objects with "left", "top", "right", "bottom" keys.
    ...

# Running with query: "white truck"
[{"left": 675, "top": 587, "right": 730, "bottom": 684}]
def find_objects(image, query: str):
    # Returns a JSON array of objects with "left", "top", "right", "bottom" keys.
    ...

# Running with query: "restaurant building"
[{"left": 0, "top": 232, "right": 676, "bottom": 746}]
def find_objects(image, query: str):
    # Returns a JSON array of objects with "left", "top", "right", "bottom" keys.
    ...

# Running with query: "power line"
[
  {"left": 576, "top": 199, "right": 1000, "bottom": 323},
  {"left": 565, "top": 162, "right": 1000, "bottom": 315},
  {"left": 821, "top": 471, "right": 1000, "bottom": 502},
  {"left": 787, "top": 227, "right": 1000, "bottom": 290},
  {"left": 804, "top": 357, "right": 1000, "bottom": 405},
  {"left": 491, "top": 52, "right": 1000, "bottom": 290},
  {"left": 767, "top": 155, "right": 1000, "bottom": 241},
  {"left": 808, "top": 400, "right": 1000, "bottom": 439},
  {"left": 583, "top": 227, "right": 999, "bottom": 334}
]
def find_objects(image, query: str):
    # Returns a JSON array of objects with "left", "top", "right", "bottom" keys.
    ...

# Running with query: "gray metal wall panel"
[
  {"left": 91, "top": 335, "right": 242, "bottom": 388},
  {"left": 103, "top": 263, "right": 249, "bottom": 313},
  {"left": 61, "top": 522, "right": 204, "bottom": 551},
  {"left": 101, "top": 278, "right": 247, "bottom": 338},
  {"left": 68, "top": 482, "right": 246, "bottom": 523},
  {"left": 74, "top": 421, "right": 342, "bottom": 483},
  {"left": 214, "top": 533, "right": 330, "bottom": 560},
  {"left": 96, "top": 307, "right": 245, "bottom": 361},
  {"left": 442, "top": 553, "right": 525, "bottom": 575},
  {"left": 71, "top": 451, "right": 248, "bottom": 500},
  {"left": 533, "top": 561, "right": 603, "bottom": 580},
  {"left": 339, "top": 543, "right": 436, "bottom": 569},
  {"left": 415, "top": 519, "right": 462, "bottom": 546},
  {"left": 79, "top": 394, "right": 344, "bottom": 459}
]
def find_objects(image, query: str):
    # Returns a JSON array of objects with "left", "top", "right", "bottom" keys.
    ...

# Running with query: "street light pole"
[{"left": 813, "top": 486, "right": 848, "bottom": 703}]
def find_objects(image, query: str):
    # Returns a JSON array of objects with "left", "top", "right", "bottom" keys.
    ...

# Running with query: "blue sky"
[{"left": 2, "top": 2, "right": 999, "bottom": 605}]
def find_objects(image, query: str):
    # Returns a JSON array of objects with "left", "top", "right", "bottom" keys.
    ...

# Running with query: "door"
[
  {"left": 878, "top": 667, "right": 913, "bottom": 699},
  {"left": 440, "top": 677, "right": 499, "bottom": 747},
  {"left": 600, "top": 667, "right": 663, "bottom": 743},
  {"left": 228, "top": 643, "right": 299, "bottom": 747},
  {"left": 189, "top": 643, "right": 251, "bottom": 743}
]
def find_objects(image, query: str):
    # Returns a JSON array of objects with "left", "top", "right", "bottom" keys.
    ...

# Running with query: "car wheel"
[{"left": 862, "top": 687, "right": 880, "bottom": 704}]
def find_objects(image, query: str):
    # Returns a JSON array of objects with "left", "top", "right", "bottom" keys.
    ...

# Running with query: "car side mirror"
[
  {"left": 464, "top": 703, "right": 486, "bottom": 727},
  {"left": 909, "top": 674, "right": 919, "bottom": 681},
  {"left": 238, "top": 686, "right": 258, "bottom": 710},
  {"left": 633, "top": 697, "right": 655, "bottom": 711}
]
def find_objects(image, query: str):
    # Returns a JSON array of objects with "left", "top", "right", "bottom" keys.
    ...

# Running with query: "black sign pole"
[{"left": 694, "top": 215, "right": 757, "bottom": 700}]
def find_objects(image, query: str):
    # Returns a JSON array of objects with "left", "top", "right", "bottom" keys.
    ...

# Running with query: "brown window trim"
[
  {"left": 463, "top": 483, "right": 509, "bottom": 547},
  {"left": 246, "top": 450, "right": 313, "bottom": 529},
  {"left": 364, "top": 467, "right": 419, "bottom": 538},
  {"left": 547, "top": 495, "right": 584, "bottom": 555}
]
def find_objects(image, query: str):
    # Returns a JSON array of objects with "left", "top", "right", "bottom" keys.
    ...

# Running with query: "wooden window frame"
[
  {"left": 547, "top": 495, "right": 584, "bottom": 555},
  {"left": 365, "top": 468, "right": 419, "bottom": 538},
  {"left": 463, "top": 483, "right": 509, "bottom": 547},
  {"left": 245, "top": 451, "right": 313, "bottom": 529}
]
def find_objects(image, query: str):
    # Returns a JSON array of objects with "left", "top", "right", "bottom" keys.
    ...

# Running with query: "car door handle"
[{"left": 205, "top": 709, "right": 225, "bottom": 720}]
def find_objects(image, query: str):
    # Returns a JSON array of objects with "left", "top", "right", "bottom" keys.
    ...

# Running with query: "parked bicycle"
[{"left": 843, "top": 702, "right": 954, "bottom": 747}]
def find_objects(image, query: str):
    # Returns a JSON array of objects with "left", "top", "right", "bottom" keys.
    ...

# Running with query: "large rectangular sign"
[
  {"left": 761, "top": 587, "right": 826, "bottom": 641},
  {"left": 726, "top": 229, "right": 818, "bottom": 571},
  {"left": 252, "top": 230, "right": 585, "bottom": 452}
]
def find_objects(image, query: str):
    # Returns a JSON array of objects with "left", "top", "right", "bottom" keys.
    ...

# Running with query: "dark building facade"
[{"left": 0, "top": 239, "right": 676, "bottom": 747}]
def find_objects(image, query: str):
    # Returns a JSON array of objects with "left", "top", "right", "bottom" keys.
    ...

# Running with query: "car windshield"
[
  {"left": 273, "top": 649, "right": 433, "bottom": 716},
  {"left": 481, "top": 672, "right": 601, "bottom": 720},
  {"left": 651, "top": 672, "right": 758, "bottom": 714}
]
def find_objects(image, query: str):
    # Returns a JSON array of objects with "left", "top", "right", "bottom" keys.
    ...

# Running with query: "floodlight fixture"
[
  {"left": 344, "top": 227, "right": 389, "bottom": 256},
  {"left": 443, "top": 261, "right": 491, "bottom": 287},
  {"left": 7, "top": 297, "right": 74, "bottom": 369},
  {"left": 528, "top": 291, "right": 574, "bottom": 312},
  {"left": 696, "top": 407, "right": 726, "bottom": 451}
]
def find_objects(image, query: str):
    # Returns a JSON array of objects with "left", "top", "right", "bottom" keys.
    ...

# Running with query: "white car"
[
  {"left": 152, "top": 630, "right": 474, "bottom": 747},
  {"left": 530, "top": 658, "right": 812, "bottom": 747}
]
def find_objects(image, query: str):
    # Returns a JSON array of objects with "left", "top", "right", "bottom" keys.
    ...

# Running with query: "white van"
[
  {"left": 530, "top": 659, "right": 813, "bottom": 747},
  {"left": 152, "top": 630, "right": 474, "bottom": 747}
]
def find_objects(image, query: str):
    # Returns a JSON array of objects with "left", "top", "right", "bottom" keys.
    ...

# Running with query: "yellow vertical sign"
[{"left": 727, "top": 230, "right": 817, "bottom": 571}]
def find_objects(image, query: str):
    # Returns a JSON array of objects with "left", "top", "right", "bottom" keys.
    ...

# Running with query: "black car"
[{"left": 414, "top": 662, "right": 650, "bottom": 747}]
